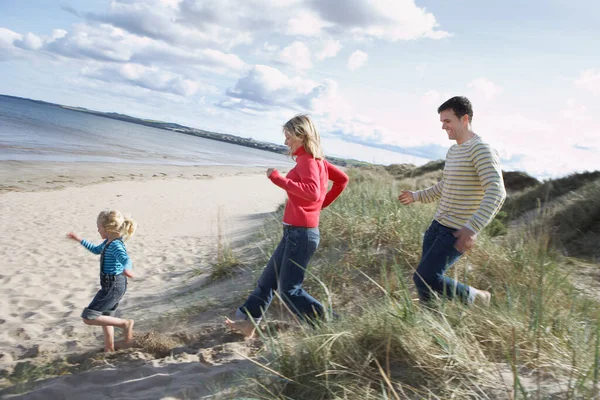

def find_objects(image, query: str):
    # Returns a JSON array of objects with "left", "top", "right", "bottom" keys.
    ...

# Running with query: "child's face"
[{"left": 97, "top": 223, "right": 108, "bottom": 239}]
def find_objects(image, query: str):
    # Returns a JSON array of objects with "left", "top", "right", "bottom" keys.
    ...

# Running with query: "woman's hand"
[
  {"left": 267, "top": 168, "right": 276, "bottom": 177},
  {"left": 66, "top": 232, "right": 82, "bottom": 242}
]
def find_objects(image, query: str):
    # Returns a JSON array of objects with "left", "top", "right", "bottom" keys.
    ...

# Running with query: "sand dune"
[{"left": 0, "top": 162, "right": 289, "bottom": 399}]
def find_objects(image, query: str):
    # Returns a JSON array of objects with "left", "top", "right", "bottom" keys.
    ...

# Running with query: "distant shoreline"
[{"left": 0, "top": 94, "right": 371, "bottom": 168}]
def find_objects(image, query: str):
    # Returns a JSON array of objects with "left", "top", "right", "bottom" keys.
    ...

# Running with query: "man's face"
[{"left": 439, "top": 109, "right": 467, "bottom": 140}]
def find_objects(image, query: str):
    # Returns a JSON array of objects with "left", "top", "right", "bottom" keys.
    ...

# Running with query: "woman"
[{"left": 226, "top": 114, "right": 348, "bottom": 337}]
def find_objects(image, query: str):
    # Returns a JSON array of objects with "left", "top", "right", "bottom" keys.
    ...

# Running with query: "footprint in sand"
[
  {"left": 23, "top": 299, "right": 48, "bottom": 309},
  {"left": 13, "top": 328, "right": 31, "bottom": 340}
]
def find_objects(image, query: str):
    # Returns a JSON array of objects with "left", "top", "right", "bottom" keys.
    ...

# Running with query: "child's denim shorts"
[{"left": 81, "top": 273, "right": 127, "bottom": 320}]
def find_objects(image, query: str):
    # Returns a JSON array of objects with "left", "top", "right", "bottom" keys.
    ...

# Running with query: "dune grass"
[{"left": 242, "top": 168, "right": 600, "bottom": 399}]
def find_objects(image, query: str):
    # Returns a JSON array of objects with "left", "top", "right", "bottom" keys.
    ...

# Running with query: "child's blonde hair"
[
  {"left": 97, "top": 210, "right": 137, "bottom": 241},
  {"left": 283, "top": 114, "right": 324, "bottom": 160}
]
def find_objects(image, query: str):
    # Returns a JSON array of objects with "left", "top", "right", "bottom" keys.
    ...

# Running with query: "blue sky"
[{"left": 1, "top": 0, "right": 598, "bottom": 177}]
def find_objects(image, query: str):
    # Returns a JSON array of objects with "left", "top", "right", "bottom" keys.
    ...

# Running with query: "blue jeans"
[
  {"left": 413, "top": 220, "right": 471, "bottom": 303},
  {"left": 81, "top": 273, "right": 127, "bottom": 320},
  {"left": 238, "top": 226, "right": 324, "bottom": 322}
]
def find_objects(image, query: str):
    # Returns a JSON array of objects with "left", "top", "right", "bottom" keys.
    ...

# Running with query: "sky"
[{"left": 1, "top": 0, "right": 599, "bottom": 178}]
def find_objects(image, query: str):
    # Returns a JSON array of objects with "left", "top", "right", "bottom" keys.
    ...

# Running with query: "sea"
[{"left": 0, "top": 95, "right": 293, "bottom": 167}]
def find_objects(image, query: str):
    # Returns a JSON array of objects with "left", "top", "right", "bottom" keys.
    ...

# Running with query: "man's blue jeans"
[
  {"left": 238, "top": 226, "right": 324, "bottom": 322},
  {"left": 413, "top": 220, "right": 472, "bottom": 303}
]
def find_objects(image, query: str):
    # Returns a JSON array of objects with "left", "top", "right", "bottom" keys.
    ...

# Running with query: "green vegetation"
[{"left": 243, "top": 168, "right": 600, "bottom": 399}]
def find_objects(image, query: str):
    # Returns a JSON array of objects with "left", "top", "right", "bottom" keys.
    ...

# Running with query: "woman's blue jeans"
[{"left": 238, "top": 226, "right": 324, "bottom": 322}]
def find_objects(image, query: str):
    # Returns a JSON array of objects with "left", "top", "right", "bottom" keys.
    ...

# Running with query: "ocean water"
[{"left": 0, "top": 95, "right": 293, "bottom": 167}]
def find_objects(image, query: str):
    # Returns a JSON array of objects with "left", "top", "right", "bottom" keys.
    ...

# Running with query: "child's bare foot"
[
  {"left": 475, "top": 290, "right": 491, "bottom": 307},
  {"left": 225, "top": 318, "right": 256, "bottom": 338},
  {"left": 124, "top": 319, "right": 135, "bottom": 343}
]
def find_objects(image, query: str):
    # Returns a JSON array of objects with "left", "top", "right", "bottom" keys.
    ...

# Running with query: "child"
[{"left": 67, "top": 210, "right": 137, "bottom": 352}]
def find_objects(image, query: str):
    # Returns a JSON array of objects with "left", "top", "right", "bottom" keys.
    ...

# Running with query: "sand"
[{"left": 0, "top": 161, "right": 290, "bottom": 399}]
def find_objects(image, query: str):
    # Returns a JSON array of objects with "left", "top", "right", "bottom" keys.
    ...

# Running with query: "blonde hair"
[
  {"left": 283, "top": 114, "right": 324, "bottom": 160},
  {"left": 97, "top": 210, "right": 137, "bottom": 241}
]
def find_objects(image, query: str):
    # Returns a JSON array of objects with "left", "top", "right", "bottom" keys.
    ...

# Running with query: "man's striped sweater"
[{"left": 413, "top": 134, "right": 506, "bottom": 233}]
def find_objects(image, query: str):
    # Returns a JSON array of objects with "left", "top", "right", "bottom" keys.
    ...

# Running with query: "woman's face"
[{"left": 284, "top": 130, "right": 303, "bottom": 153}]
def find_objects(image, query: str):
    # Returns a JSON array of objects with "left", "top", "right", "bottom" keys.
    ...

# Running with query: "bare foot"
[
  {"left": 103, "top": 346, "right": 115, "bottom": 353},
  {"left": 124, "top": 319, "right": 135, "bottom": 343},
  {"left": 475, "top": 290, "right": 491, "bottom": 307},
  {"left": 225, "top": 318, "right": 256, "bottom": 338}
]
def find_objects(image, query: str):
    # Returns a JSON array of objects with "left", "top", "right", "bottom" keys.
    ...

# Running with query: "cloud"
[
  {"left": 347, "top": 50, "right": 368, "bottom": 71},
  {"left": 575, "top": 69, "right": 600, "bottom": 96},
  {"left": 79, "top": 0, "right": 253, "bottom": 50},
  {"left": 8, "top": 23, "right": 247, "bottom": 72},
  {"left": 560, "top": 98, "right": 589, "bottom": 122},
  {"left": 467, "top": 77, "right": 503, "bottom": 100},
  {"left": 225, "top": 64, "right": 318, "bottom": 108},
  {"left": 276, "top": 41, "right": 313, "bottom": 71},
  {"left": 421, "top": 90, "right": 442, "bottom": 105},
  {"left": 286, "top": 11, "right": 330, "bottom": 36},
  {"left": 0, "top": 28, "right": 23, "bottom": 60},
  {"left": 82, "top": 63, "right": 216, "bottom": 96},
  {"left": 315, "top": 39, "right": 342, "bottom": 61},
  {"left": 307, "top": 0, "right": 450, "bottom": 41}
]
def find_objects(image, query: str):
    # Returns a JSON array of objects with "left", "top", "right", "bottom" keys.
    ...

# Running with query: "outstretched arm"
[
  {"left": 398, "top": 180, "right": 444, "bottom": 205},
  {"left": 67, "top": 232, "right": 106, "bottom": 254}
]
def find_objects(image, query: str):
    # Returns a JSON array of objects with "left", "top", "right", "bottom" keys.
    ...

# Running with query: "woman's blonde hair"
[
  {"left": 283, "top": 114, "right": 324, "bottom": 160},
  {"left": 97, "top": 210, "right": 137, "bottom": 241}
]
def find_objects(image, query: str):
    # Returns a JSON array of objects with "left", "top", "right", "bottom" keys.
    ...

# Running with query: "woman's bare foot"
[
  {"left": 225, "top": 318, "right": 256, "bottom": 338},
  {"left": 124, "top": 319, "right": 135, "bottom": 343},
  {"left": 475, "top": 290, "right": 491, "bottom": 307},
  {"left": 103, "top": 345, "right": 115, "bottom": 353}
]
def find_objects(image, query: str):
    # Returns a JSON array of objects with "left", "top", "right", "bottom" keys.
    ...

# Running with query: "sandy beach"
[{"left": 0, "top": 161, "right": 289, "bottom": 399}]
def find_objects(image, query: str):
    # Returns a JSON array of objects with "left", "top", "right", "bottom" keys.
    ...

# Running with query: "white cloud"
[
  {"left": 467, "top": 77, "right": 503, "bottom": 100},
  {"left": 308, "top": 0, "right": 450, "bottom": 41},
  {"left": 15, "top": 33, "right": 44, "bottom": 50},
  {"left": 226, "top": 64, "right": 318, "bottom": 108},
  {"left": 575, "top": 69, "right": 600, "bottom": 96},
  {"left": 276, "top": 41, "right": 313, "bottom": 71},
  {"left": 286, "top": 11, "right": 329, "bottom": 36},
  {"left": 0, "top": 28, "right": 26, "bottom": 60},
  {"left": 315, "top": 39, "right": 342, "bottom": 61},
  {"left": 421, "top": 90, "right": 442, "bottom": 106},
  {"left": 82, "top": 64, "right": 216, "bottom": 96},
  {"left": 560, "top": 98, "right": 589, "bottom": 122},
  {"left": 348, "top": 50, "right": 368, "bottom": 71}
]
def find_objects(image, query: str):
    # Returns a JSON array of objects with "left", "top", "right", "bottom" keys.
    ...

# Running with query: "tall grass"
[{"left": 245, "top": 168, "right": 600, "bottom": 399}]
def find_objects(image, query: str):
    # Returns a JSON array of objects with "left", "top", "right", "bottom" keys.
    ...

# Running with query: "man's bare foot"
[
  {"left": 225, "top": 318, "right": 256, "bottom": 338},
  {"left": 475, "top": 290, "right": 491, "bottom": 307},
  {"left": 124, "top": 319, "right": 135, "bottom": 343}
]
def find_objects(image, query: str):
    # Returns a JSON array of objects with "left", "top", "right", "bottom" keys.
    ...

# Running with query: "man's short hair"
[{"left": 438, "top": 96, "right": 473, "bottom": 123}]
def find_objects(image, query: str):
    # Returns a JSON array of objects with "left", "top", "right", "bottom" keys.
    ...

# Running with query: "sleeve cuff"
[{"left": 464, "top": 221, "right": 479, "bottom": 234}]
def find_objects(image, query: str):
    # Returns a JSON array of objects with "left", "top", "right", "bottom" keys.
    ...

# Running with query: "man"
[{"left": 398, "top": 96, "right": 506, "bottom": 305}]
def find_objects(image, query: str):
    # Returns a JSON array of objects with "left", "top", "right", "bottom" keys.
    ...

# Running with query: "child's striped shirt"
[{"left": 80, "top": 239, "right": 132, "bottom": 275}]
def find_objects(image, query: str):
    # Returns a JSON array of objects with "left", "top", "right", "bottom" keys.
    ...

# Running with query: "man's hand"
[
  {"left": 123, "top": 269, "right": 134, "bottom": 279},
  {"left": 267, "top": 168, "right": 276, "bottom": 177},
  {"left": 453, "top": 227, "right": 477, "bottom": 253},
  {"left": 66, "top": 232, "right": 82, "bottom": 242},
  {"left": 397, "top": 190, "right": 415, "bottom": 205}
]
